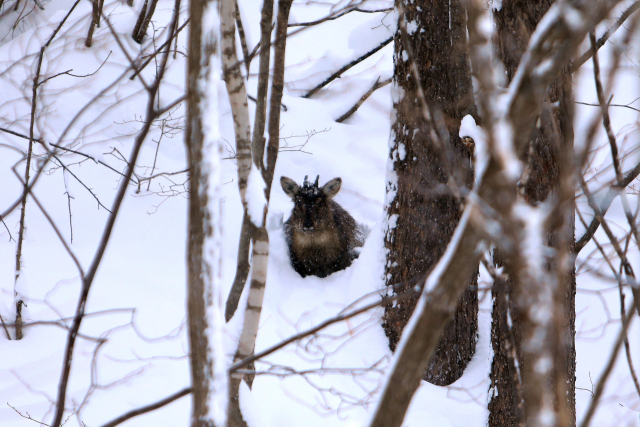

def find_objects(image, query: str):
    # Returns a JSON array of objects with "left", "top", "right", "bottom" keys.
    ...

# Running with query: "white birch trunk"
[
  {"left": 219, "top": 0, "right": 269, "bottom": 425},
  {"left": 220, "top": 0, "right": 252, "bottom": 213}
]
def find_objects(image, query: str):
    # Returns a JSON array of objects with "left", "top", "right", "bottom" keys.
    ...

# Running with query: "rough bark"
[
  {"left": 382, "top": 0, "right": 478, "bottom": 386},
  {"left": 489, "top": 1, "right": 576, "bottom": 426},
  {"left": 369, "top": 1, "right": 621, "bottom": 425}
]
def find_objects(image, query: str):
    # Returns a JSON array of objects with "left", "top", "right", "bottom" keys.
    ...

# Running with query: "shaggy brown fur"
[{"left": 281, "top": 175, "right": 364, "bottom": 278}]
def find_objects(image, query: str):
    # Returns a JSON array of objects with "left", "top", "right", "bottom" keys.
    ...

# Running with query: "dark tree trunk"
[
  {"left": 381, "top": 0, "right": 478, "bottom": 386},
  {"left": 185, "top": 0, "right": 220, "bottom": 424},
  {"left": 489, "top": 1, "right": 576, "bottom": 426}
]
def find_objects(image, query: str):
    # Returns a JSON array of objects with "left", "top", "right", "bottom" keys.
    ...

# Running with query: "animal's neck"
[{"left": 293, "top": 229, "right": 338, "bottom": 248}]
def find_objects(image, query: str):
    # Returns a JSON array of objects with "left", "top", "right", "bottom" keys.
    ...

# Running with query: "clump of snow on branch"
[
  {"left": 246, "top": 164, "right": 267, "bottom": 227},
  {"left": 460, "top": 114, "right": 488, "bottom": 184}
]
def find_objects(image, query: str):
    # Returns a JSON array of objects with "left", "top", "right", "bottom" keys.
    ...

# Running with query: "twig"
[
  {"left": 50, "top": 3, "right": 181, "bottom": 425},
  {"left": 571, "top": 1, "right": 640, "bottom": 73},
  {"left": 154, "top": 94, "right": 185, "bottom": 116},
  {"left": 38, "top": 51, "right": 112, "bottom": 86},
  {"left": 1, "top": 71, "right": 133, "bottom": 220},
  {"left": 579, "top": 176, "right": 640, "bottom": 316},
  {"left": 12, "top": 167, "right": 84, "bottom": 276},
  {"left": 147, "top": 121, "right": 164, "bottom": 191},
  {"left": 618, "top": 263, "right": 640, "bottom": 397},
  {"left": 229, "top": 284, "right": 421, "bottom": 373},
  {"left": 590, "top": 32, "right": 623, "bottom": 185},
  {"left": 98, "top": 387, "right": 191, "bottom": 427},
  {"left": 0, "top": 313, "right": 11, "bottom": 340},
  {"left": 7, "top": 402, "right": 74, "bottom": 426},
  {"left": 288, "top": 7, "right": 392, "bottom": 27},
  {"left": 50, "top": 154, "right": 112, "bottom": 213},
  {"left": 14, "top": 0, "right": 82, "bottom": 339},
  {"left": 302, "top": 36, "right": 392, "bottom": 98},
  {"left": 575, "top": 100, "right": 640, "bottom": 113},
  {"left": 0, "top": 128, "right": 120, "bottom": 209},
  {"left": 336, "top": 76, "right": 392, "bottom": 122},
  {"left": 130, "top": 18, "right": 190, "bottom": 80},
  {"left": 0, "top": 213, "right": 14, "bottom": 242},
  {"left": 101, "top": 11, "right": 151, "bottom": 92},
  {"left": 66, "top": 192, "right": 74, "bottom": 244},
  {"left": 48, "top": 142, "right": 138, "bottom": 185},
  {"left": 574, "top": 161, "right": 640, "bottom": 253},
  {"left": 136, "top": 169, "right": 189, "bottom": 193},
  {"left": 577, "top": 298, "right": 636, "bottom": 427}
]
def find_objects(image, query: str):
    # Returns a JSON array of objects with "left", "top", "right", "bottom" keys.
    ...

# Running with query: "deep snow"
[{"left": 0, "top": 0, "right": 638, "bottom": 426}]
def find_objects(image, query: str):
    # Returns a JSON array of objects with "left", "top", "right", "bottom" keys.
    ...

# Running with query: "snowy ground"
[{"left": 0, "top": 0, "right": 638, "bottom": 426}]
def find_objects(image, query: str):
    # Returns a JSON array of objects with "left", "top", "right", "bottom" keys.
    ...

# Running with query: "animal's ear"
[
  {"left": 322, "top": 178, "right": 342, "bottom": 199},
  {"left": 281, "top": 176, "right": 299, "bottom": 199}
]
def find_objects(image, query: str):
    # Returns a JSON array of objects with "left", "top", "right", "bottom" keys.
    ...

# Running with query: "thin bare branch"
[
  {"left": 288, "top": 7, "right": 392, "bottom": 27},
  {"left": 571, "top": 1, "right": 640, "bottom": 72},
  {"left": 590, "top": 31, "right": 622, "bottom": 184},
  {"left": 98, "top": 387, "right": 191, "bottom": 427},
  {"left": 0, "top": 313, "right": 11, "bottom": 340},
  {"left": 14, "top": 0, "right": 82, "bottom": 340},
  {"left": 336, "top": 76, "right": 392, "bottom": 123},
  {"left": 130, "top": 18, "right": 190, "bottom": 80},
  {"left": 229, "top": 283, "right": 421, "bottom": 373},
  {"left": 575, "top": 161, "right": 640, "bottom": 253},
  {"left": 50, "top": 3, "right": 181, "bottom": 425},
  {"left": 618, "top": 267, "right": 640, "bottom": 397},
  {"left": 12, "top": 168, "right": 84, "bottom": 276},
  {"left": 578, "top": 299, "right": 636, "bottom": 427},
  {"left": 579, "top": 176, "right": 640, "bottom": 316},
  {"left": 302, "top": 36, "right": 392, "bottom": 98}
]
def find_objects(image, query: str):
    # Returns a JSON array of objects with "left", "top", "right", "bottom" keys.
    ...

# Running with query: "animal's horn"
[
  {"left": 303, "top": 175, "right": 309, "bottom": 187},
  {"left": 313, "top": 175, "right": 319, "bottom": 188}
]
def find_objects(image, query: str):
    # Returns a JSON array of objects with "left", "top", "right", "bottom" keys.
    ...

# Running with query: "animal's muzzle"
[{"left": 303, "top": 218, "right": 315, "bottom": 232}]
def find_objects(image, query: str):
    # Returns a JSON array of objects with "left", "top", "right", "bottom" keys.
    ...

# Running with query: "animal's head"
[{"left": 281, "top": 175, "right": 342, "bottom": 233}]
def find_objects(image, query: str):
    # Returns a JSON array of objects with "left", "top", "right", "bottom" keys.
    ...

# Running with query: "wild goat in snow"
[{"left": 281, "top": 175, "right": 364, "bottom": 278}]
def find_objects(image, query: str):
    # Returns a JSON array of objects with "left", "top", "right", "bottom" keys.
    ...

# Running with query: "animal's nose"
[{"left": 303, "top": 219, "right": 314, "bottom": 231}]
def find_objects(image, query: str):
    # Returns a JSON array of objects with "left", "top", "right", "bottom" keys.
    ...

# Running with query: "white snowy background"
[{"left": 0, "top": 0, "right": 638, "bottom": 426}]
